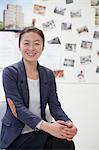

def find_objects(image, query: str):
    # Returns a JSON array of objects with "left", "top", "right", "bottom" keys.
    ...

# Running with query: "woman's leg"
[
  {"left": 52, "top": 137, "right": 75, "bottom": 150},
  {"left": 7, "top": 131, "right": 75, "bottom": 150},
  {"left": 44, "top": 135, "right": 75, "bottom": 150},
  {"left": 6, "top": 131, "right": 48, "bottom": 150}
]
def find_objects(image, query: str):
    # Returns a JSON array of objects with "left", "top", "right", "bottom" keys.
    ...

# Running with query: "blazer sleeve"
[
  {"left": 47, "top": 70, "right": 71, "bottom": 122},
  {"left": 2, "top": 67, "right": 42, "bottom": 129}
]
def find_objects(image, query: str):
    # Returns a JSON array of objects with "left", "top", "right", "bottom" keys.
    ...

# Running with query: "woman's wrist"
[{"left": 40, "top": 120, "right": 51, "bottom": 133}]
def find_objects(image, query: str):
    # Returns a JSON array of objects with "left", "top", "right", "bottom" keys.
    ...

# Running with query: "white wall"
[
  {"left": 98, "top": 85, "right": 99, "bottom": 149},
  {"left": 56, "top": 83, "right": 99, "bottom": 150}
]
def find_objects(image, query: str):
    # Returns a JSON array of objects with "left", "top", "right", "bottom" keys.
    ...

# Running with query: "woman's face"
[{"left": 19, "top": 31, "right": 44, "bottom": 63}]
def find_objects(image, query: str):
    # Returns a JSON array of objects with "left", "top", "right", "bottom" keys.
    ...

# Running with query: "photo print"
[
  {"left": 95, "top": 8, "right": 99, "bottom": 25},
  {"left": 32, "top": 18, "right": 36, "bottom": 27},
  {"left": 0, "top": 3, "right": 24, "bottom": 32},
  {"left": 80, "top": 55, "right": 92, "bottom": 65},
  {"left": 63, "top": 58, "right": 75, "bottom": 67},
  {"left": 61, "top": 22, "right": 72, "bottom": 30},
  {"left": 65, "top": 43, "right": 76, "bottom": 52},
  {"left": 96, "top": 65, "right": 99, "bottom": 73},
  {"left": 96, "top": 50, "right": 99, "bottom": 56},
  {"left": 48, "top": 37, "right": 61, "bottom": 44},
  {"left": 77, "top": 70, "right": 85, "bottom": 81},
  {"left": 42, "top": 20, "right": 55, "bottom": 31},
  {"left": 91, "top": 0, "right": 99, "bottom": 6},
  {"left": 70, "top": 9, "right": 81, "bottom": 18},
  {"left": 53, "top": 69, "right": 64, "bottom": 78},
  {"left": 66, "top": 0, "right": 73, "bottom": 4},
  {"left": 93, "top": 31, "right": 99, "bottom": 39},
  {"left": 77, "top": 26, "right": 88, "bottom": 34},
  {"left": 33, "top": 4, "right": 46, "bottom": 15},
  {"left": 81, "top": 41, "right": 92, "bottom": 50},
  {"left": 54, "top": 6, "right": 66, "bottom": 16}
]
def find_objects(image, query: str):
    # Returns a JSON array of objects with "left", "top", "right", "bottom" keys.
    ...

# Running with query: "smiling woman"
[
  {"left": 0, "top": 26, "right": 77, "bottom": 150},
  {"left": 19, "top": 27, "right": 44, "bottom": 66}
]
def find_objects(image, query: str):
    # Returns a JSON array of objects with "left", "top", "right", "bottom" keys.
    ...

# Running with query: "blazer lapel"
[{"left": 18, "top": 60, "right": 29, "bottom": 107}]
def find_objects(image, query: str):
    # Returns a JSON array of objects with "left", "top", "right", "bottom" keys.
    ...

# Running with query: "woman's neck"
[{"left": 23, "top": 59, "right": 39, "bottom": 80}]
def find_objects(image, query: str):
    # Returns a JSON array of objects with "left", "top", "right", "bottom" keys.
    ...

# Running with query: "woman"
[{"left": 0, "top": 26, "right": 77, "bottom": 150}]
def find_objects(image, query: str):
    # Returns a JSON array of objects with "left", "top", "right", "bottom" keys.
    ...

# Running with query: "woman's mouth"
[{"left": 26, "top": 52, "right": 37, "bottom": 56}]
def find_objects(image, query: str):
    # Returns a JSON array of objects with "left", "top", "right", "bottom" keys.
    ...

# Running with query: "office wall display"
[
  {"left": 0, "top": 0, "right": 99, "bottom": 90},
  {"left": 61, "top": 22, "right": 72, "bottom": 30},
  {"left": 65, "top": 43, "right": 76, "bottom": 52},
  {"left": 81, "top": 41, "right": 93, "bottom": 50},
  {"left": 48, "top": 37, "right": 61, "bottom": 44},
  {"left": 77, "top": 26, "right": 89, "bottom": 34},
  {"left": 93, "top": 30, "right": 99, "bottom": 38},
  {"left": 33, "top": 4, "right": 46, "bottom": 15},
  {"left": 91, "top": 0, "right": 99, "bottom": 6},
  {"left": 66, "top": 0, "right": 74, "bottom": 5},
  {"left": 70, "top": 9, "right": 82, "bottom": 18},
  {"left": 53, "top": 6, "right": 66, "bottom": 16},
  {"left": 95, "top": 8, "right": 99, "bottom": 25}
]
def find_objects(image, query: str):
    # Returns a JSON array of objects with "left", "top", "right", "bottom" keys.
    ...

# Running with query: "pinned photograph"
[
  {"left": 97, "top": 51, "right": 99, "bottom": 56},
  {"left": 33, "top": 4, "right": 46, "bottom": 15},
  {"left": 42, "top": 20, "right": 55, "bottom": 31},
  {"left": 77, "top": 26, "right": 88, "bottom": 34},
  {"left": 96, "top": 65, "right": 99, "bottom": 73},
  {"left": 54, "top": 7, "right": 66, "bottom": 16},
  {"left": 61, "top": 22, "right": 72, "bottom": 30},
  {"left": 95, "top": 8, "right": 99, "bottom": 25},
  {"left": 31, "top": 18, "right": 36, "bottom": 27},
  {"left": 53, "top": 70, "right": 64, "bottom": 78},
  {"left": 80, "top": 55, "right": 92, "bottom": 65},
  {"left": 70, "top": 9, "right": 81, "bottom": 18},
  {"left": 65, "top": 43, "right": 76, "bottom": 52},
  {"left": 91, "top": 0, "right": 99, "bottom": 6},
  {"left": 63, "top": 58, "right": 75, "bottom": 67},
  {"left": 0, "top": 3, "right": 24, "bottom": 32},
  {"left": 66, "top": 0, "right": 73, "bottom": 4},
  {"left": 77, "top": 70, "right": 85, "bottom": 81},
  {"left": 81, "top": 41, "right": 92, "bottom": 50},
  {"left": 93, "top": 31, "right": 99, "bottom": 39},
  {"left": 48, "top": 37, "right": 61, "bottom": 44}
]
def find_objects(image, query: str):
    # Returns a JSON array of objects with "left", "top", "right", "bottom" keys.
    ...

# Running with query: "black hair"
[{"left": 19, "top": 26, "right": 45, "bottom": 48}]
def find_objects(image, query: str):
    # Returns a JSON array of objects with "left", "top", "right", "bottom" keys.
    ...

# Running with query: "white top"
[{"left": 22, "top": 78, "right": 41, "bottom": 134}]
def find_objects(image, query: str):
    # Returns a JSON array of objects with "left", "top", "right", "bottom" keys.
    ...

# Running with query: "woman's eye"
[
  {"left": 35, "top": 43, "right": 40, "bottom": 45},
  {"left": 24, "top": 43, "right": 29, "bottom": 45}
]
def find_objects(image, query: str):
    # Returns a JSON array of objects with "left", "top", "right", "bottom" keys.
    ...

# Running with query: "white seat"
[
  {"left": 0, "top": 101, "right": 6, "bottom": 150},
  {"left": 0, "top": 101, "right": 6, "bottom": 132},
  {"left": 45, "top": 104, "right": 52, "bottom": 122}
]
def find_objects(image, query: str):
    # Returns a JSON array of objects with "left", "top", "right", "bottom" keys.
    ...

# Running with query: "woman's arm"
[
  {"left": 48, "top": 70, "right": 71, "bottom": 122},
  {"left": 3, "top": 67, "right": 42, "bottom": 129}
]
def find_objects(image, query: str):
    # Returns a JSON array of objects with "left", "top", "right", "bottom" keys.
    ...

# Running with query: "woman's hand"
[
  {"left": 57, "top": 120, "right": 78, "bottom": 141},
  {"left": 40, "top": 120, "right": 77, "bottom": 140}
]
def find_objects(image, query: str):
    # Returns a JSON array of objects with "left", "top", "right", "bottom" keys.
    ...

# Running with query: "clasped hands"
[{"left": 44, "top": 120, "right": 77, "bottom": 141}]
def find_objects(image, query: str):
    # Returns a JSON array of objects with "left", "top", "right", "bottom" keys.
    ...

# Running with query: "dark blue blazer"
[{"left": 0, "top": 60, "right": 70, "bottom": 148}]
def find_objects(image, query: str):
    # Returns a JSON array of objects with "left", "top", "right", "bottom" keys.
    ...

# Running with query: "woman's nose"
[{"left": 29, "top": 44, "right": 35, "bottom": 51}]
